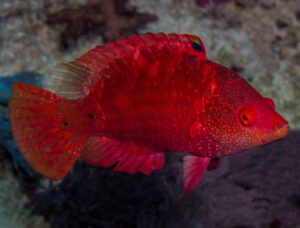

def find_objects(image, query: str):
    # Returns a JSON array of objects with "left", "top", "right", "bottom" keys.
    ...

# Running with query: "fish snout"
[
  {"left": 275, "top": 122, "right": 289, "bottom": 138},
  {"left": 260, "top": 121, "right": 289, "bottom": 144}
]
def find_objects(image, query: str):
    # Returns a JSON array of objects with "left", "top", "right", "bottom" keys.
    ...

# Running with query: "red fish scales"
[{"left": 9, "top": 33, "right": 288, "bottom": 192}]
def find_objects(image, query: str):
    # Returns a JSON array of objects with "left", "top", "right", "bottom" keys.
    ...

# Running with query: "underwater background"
[{"left": 0, "top": 0, "right": 299, "bottom": 227}]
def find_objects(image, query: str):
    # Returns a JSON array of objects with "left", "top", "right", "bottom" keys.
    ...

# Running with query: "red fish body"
[{"left": 9, "top": 33, "right": 289, "bottom": 192}]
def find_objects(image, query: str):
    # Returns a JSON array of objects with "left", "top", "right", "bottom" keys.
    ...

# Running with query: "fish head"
[{"left": 197, "top": 61, "right": 289, "bottom": 156}]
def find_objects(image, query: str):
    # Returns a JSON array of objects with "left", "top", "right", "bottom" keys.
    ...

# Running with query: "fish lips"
[{"left": 260, "top": 123, "right": 289, "bottom": 144}]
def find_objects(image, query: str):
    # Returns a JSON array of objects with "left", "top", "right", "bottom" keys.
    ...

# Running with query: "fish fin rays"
[
  {"left": 9, "top": 83, "right": 87, "bottom": 180},
  {"left": 46, "top": 62, "right": 100, "bottom": 99},
  {"left": 46, "top": 33, "right": 207, "bottom": 100},
  {"left": 183, "top": 155, "right": 210, "bottom": 193},
  {"left": 46, "top": 43, "right": 130, "bottom": 100},
  {"left": 82, "top": 136, "right": 165, "bottom": 175}
]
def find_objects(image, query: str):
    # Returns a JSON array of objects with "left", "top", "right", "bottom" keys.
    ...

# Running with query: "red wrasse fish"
[{"left": 9, "top": 33, "right": 289, "bottom": 193}]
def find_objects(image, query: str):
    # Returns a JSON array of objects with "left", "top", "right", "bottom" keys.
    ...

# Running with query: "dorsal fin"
[{"left": 47, "top": 33, "right": 207, "bottom": 99}]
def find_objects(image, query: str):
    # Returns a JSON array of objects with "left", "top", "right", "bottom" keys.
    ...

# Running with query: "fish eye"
[
  {"left": 264, "top": 97, "right": 275, "bottom": 109},
  {"left": 239, "top": 108, "right": 255, "bottom": 126},
  {"left": 191, "top": 39, "right": 202, "bottom": 52}
]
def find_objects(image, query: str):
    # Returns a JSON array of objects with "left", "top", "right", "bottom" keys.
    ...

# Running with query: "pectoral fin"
[{"left": 183, "top": 155, "right": 210, "bottom": 193}]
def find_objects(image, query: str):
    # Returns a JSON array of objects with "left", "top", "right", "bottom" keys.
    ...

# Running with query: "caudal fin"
[{"left": 9, "top": 83, "right": 86, "bottom": 180}]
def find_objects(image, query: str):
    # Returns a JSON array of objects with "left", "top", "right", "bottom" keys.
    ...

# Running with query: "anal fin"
[
  {"left": 183, "top": 155, "right": 210, "bottom": 193},
  {"left": 82, "top": 136, "right": 165, "bottom": 175}
]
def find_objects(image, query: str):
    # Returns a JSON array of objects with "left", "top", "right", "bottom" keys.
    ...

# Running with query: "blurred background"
[{"left": 0, "top": 0, "right": 299, "bottom": 227}]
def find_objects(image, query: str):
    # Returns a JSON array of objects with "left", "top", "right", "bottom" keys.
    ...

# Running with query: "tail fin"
[{"left": 9, "top": 83, "right": 87, "bottom": 180}]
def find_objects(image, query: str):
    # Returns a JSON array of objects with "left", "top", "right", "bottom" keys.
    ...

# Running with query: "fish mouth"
[{"left": 260, "top": 124, "right": 289, "bottom": 144}]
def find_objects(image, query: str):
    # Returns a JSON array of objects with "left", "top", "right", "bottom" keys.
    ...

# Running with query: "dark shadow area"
[{"left": 30, "top": 131, "right": 300, "bottom": 228}]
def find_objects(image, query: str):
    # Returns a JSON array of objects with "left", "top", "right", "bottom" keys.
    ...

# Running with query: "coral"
[
  {"left": 46, "top": 0, "right": 157, "bottom": 50},
  {"left": 0, "top": 162, "right": 49, "bottom": 228},
  {"left": 195, "top": 0, "right": 233, "bottom": 7}
]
